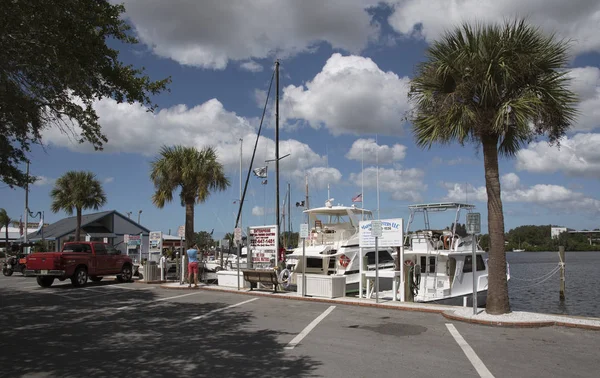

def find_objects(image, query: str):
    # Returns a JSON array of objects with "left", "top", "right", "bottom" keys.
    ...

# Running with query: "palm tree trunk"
[
  {"left": 482, "top": 136, "right": 511, "bottom": 314},
  {"left": 185, "top": 199, "right": 195, "bottom": 250},
  {"left": 75, "top": 208, "right": 82, "bottom": 242}
]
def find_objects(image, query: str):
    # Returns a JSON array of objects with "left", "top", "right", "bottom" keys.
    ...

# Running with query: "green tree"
[
  {"left": 408, "top": 20, "right": 578, "bottom": 314},
  {"left": 0, "top": 208, "right": 11, "bottom": 256},
  {"left": 0, "top": 0, "right": 169, "bottom": 188},
  {"left": 150, "top": 146, "right": 230, "bottom": 249},
  {"left": 195, "top": 231, "right": 214, "bottom": 251},
  {"left": 50, "top": 171, "right": 107, "bottom": 241}
]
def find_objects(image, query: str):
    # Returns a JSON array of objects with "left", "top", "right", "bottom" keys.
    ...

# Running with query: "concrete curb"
[{"left": 158, "top": 283, "right": 600, "bottom": 330}]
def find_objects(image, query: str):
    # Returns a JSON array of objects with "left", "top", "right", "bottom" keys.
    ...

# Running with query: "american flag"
[{"left": 352, "top": 193, "right": 362, "bottom": 203}]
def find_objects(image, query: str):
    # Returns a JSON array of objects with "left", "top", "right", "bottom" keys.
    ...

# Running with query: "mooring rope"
[
  {"left": 509, "top": 263, "right": 562, "bottom": 282},
  {"left": 509, "top": 266, "right": 562, "bottom": 291}
]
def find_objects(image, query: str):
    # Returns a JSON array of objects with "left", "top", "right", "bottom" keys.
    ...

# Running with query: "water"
[{"left": 507, "top": 251, "right": 600, "bottom": 318}]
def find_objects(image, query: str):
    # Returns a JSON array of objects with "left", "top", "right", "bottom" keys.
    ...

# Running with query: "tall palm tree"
[
  {"left": 50, "top": 171, "right": 107, "bottom": 241},
  {"left": 408, "top": 19, "right": 577, "bottom": 314},
  {"left": 0, "top": 208, "right": 11, "bottom": 256},
  {"left": 150, "top": 145, "right": 230, "bottom": 249}
]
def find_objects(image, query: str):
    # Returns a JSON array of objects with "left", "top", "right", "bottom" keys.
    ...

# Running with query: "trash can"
[{"left": 143, "top": 261, "right": 158, "bottom": 282}]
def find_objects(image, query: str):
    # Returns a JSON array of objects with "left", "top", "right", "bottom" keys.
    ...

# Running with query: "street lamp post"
[{"left": 137, "top": 210, "right": 142, "bottom": 224}]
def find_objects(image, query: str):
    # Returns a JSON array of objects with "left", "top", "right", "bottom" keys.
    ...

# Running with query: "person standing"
[{"left": 187, "top": 244, "right": 199, "bottom": 288}]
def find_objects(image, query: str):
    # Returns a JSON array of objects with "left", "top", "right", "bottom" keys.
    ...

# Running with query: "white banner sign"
[
  {"left": 149, "top": 231, "right": 163, "bottom": 253},
  {"left": 249, "top": 225, "right": 277, "bottom": 251},
  {"left": 177, "top": 225, "right": 185, "bottom": 238},
  {"left": 359, "top": 218, "right": 404, "bottom": 248}
]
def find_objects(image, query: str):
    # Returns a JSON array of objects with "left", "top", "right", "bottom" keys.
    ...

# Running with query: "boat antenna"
[{"left": 326, "top": 144, "right": 330, "bottom": 201}]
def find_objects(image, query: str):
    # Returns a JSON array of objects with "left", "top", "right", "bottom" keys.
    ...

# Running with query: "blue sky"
[{"left": 2, "top": 0, "right": 600, "bottom": 237}]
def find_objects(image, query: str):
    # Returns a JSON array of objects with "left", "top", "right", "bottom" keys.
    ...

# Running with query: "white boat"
[
  {"left": 512, "top": 239, "right": 525, "bottom": 252},
  {"left": 285, "top": 199, "right": 395, "bottom": 293},
  {"left": 398, "top": 202, "right": 510, "bottom": 307}
]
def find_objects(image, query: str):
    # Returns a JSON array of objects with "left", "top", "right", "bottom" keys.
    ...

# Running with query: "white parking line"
[
  {"left": 103, "top": 284, "right": 152, "bottom": 290},
  {"left": 116, "top": 291, "right": 202, "bottom": 310},
  {"left": 284, "top": 306, "right": 336, "bottom": 350},
  {"left": 186, "top": 298, "right": 259, "bottom": 322},
  {"left": 446, "top": 323, "right": 494, "bottom": 378}
]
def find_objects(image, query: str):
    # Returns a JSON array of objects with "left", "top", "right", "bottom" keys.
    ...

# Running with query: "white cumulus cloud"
[
  {"left": 41, "top": 97, "right": 327, "bottom": 178},
  {"left": 516, "top": 133, "right": 600, "bottom": 177},
  {"left": 345, "top": 138, "right": 407, "bottom": 164},
  {"left": 252, "top": 206, "right": 265, "bottom": 216},
  {"left": 33, "top": 176, "right": 56, "bottom": 186},
  {"left": 565, "top": 66, "right": 600, "bottom": 132},
  {"left": 119, "top": 0, "right": 380, "bottom": 69},
  {"left": 282, "top": 53, "right": 411, "bottom": 136},
  {"left": 387, "top": 0, "right": 600, "bottom": 56},
  {"left": 239, "top": 61, "right": 263, "bottom": 73},
  {"left": 442, "top": 173, "right": 600, "bottom": 213},
  {"left": 349, "top": 167, "right": 427, "bottom": 202}
]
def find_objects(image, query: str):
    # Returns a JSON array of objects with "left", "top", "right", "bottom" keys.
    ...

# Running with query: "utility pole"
[
  {"left": 275, "top": 60, "right": 280, "bottom": 263},
  {"left": 24, "top": 162, "right": 29, "bottom": 251}
]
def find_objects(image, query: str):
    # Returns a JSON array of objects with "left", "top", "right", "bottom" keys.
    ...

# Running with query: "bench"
[{"left": 242, "top": 269, "right": 281, "bottom": 293}]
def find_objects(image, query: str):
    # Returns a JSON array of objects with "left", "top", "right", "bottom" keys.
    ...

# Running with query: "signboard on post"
[
  {"left": 249, "top": 225, "right": 278, "bottom": 264},
  {"left": 466, "top": 213, "right": 481, "bottom": 235},
  {"left": 127, "top": 234, "right": 141, "bottom": 248},
  {"left": 177, "top": 225, "right": 185, "bottom": 238},
  {"left": 124, "top": 234, "right": 130, "bottom": 243},
  {"left": 234, "top": 227, "right": 242, "bottom": 243},
  {"left": 299, "top": 223, "right": 309, "bottom": 239},
  {"left": 149, "top": 231, "right": 163, "bottom": 253},
  {"left": 359, "top": 219, "right": 403, "bottom": 248}
]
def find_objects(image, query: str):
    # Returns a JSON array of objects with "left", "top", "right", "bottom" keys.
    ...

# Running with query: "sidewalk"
[{"left": 156, "top": 281, "right": 600, "bottom": 331}]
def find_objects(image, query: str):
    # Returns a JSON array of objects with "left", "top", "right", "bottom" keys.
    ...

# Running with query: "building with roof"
[{"left": 26, "top": 210, "right": 150, "bottom": 259}]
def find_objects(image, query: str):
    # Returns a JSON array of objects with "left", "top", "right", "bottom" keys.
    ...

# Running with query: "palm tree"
[
  {"left": 408, "top": 19, "right": 577, "bottom": 314},
  {"left": 150, "top": 145, "right": 230, "bottom": 249},
  {"left": 0, "top": 208, "right": 11, "bottom": 257},
  {"left": 50, "top": 171, "right": 107, "bottom": 241}
]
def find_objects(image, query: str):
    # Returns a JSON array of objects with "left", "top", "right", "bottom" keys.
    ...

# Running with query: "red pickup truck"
[{"left": 25, "top": 242, "right": 133, "bottom": 288}]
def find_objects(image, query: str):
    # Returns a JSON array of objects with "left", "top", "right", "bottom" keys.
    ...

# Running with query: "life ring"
[
  {"left": 339, "top": 254, "right": 350, "bottom": 268},
  {"left": 279, "top": 269, "right": 291, "bottom": 288}
]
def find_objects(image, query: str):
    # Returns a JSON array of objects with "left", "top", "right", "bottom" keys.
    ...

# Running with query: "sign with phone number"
[{"left": 249, "top": 225, "right": 278, "bottom": 251}]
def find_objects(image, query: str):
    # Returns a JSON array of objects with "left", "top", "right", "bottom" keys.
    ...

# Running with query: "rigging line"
[{"left": 234, "top": 67, "right": 275, "bottom": 230}]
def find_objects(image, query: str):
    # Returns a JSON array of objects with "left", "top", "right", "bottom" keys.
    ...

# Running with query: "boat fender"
[
  {"left": 443, "top": 235, "right": 450, "bottom": 249},
  {"left": 339, "top": 254, "right": 350, "bottom": 268}
]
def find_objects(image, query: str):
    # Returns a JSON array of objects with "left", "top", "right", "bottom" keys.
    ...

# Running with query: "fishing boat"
[
  {"left": 394, "top": 202, "right": 510, "bottom": 307},
  {"left": 284, "top": 198, "right": 395, "bottom": 293}
]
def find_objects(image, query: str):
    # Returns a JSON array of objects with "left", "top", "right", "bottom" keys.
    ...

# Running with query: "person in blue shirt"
[{"left": 187, "top": 244, "right": 199, "bottom": 288}]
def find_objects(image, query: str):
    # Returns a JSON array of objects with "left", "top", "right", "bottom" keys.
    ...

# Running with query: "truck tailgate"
[{"left": 26, "top": 252, "right": 63, "bottom": 270}]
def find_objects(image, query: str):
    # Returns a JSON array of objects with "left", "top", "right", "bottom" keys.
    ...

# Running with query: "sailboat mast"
[
  {"left": 239, "top": 138, "right": 243, "bottom": 231},
  {"left": 275, "top": 60, "right": 281, "bottom": 263},
  {"left": 288, "top": 182, "right": 291, "bottom": 248}
]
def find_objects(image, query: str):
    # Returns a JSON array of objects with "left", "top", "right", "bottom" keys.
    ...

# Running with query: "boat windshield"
[{"left": 310, "top": 209, "right": 372, "bottom": 228}]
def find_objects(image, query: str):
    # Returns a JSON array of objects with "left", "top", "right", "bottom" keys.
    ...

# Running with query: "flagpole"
[
  {"left": 361, "top": 142, "right": 364, "bottom": 221},
  {"left": 376, "top": 134, "right": 380, "bottom": 220}
]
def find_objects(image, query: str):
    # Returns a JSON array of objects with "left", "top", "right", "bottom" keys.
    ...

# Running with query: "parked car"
[{"left": 25, "top": 242, "right": 133, "bottom": 288}]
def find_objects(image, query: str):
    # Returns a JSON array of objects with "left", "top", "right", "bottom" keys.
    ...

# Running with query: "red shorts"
[{"left": 188, "top": 262, "right": 199, "bottom": 274}]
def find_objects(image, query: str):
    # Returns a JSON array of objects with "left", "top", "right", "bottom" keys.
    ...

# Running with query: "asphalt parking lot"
[{"left": 1, "top": 274, "right": 599, "bottom": 378}]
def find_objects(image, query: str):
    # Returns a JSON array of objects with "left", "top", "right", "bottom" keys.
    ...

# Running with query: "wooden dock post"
[{"left": 559, "top": 246, "right": 565, "bottom": 301}]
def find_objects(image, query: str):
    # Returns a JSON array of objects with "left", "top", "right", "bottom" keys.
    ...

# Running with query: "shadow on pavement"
[{"left": 0, "top": 286, "right": 321, "bottom": 378}]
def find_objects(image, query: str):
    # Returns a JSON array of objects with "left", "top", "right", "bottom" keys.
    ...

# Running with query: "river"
[{"left": 506, "top": 251, "right": 600, "bottom": 318}]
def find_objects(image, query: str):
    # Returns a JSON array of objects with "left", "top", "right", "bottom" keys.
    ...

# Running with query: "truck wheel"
[
  {"left": 37, "top": 276, "right": 54, "bottom": 288},
  {"left": 90, "top": 276, "right": 103, "bottom": 282},
  {"left": 71, "top": 267, "right": 88, "bottom": 287},
  {"left": 117, "top": 264, "right": 133, "bottom": 283}
]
